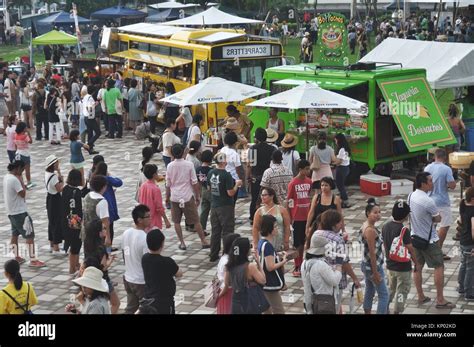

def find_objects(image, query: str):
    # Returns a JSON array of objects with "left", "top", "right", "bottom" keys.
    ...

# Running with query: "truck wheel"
[
  {"left": 373, "top": 163, "right": 393, "bottom": 177},
  {"left": 347, "top": 162, "right": 370, "bottom": 185}
]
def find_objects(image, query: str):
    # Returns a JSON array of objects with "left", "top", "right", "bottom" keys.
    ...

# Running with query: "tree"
[{"left": 65, "top": 0, "right": 119, "bottom": 17}]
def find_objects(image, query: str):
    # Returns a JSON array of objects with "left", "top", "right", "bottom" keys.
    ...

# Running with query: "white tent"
[
  {"left": 360, "top": 38, "right": 474, "bottom": 89},
  {"left": 163, "top": 6, "right": 263, "bottom": 26},
  {"left": 149, "top": 2, "right": 198, "bottom": 9}
]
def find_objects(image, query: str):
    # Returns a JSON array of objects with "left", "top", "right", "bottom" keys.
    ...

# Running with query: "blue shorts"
[{"left": 16, "top": 154, "right": 31, "bottom": 165}]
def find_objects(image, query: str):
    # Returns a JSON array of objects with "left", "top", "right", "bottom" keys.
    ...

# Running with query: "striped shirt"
[{"left": 261, "top": 163, "right": 293, "bottom": 206}]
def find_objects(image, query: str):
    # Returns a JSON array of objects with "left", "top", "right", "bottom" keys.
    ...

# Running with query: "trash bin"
[{"left": 466, "top": 128, "right": 474, "bottom": 151}]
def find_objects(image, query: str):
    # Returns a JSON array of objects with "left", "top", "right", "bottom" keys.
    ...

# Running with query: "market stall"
[
  {"left": 248, "top": 82, "right": 366, "bottom": 154},
  {"left": 248, "top": 63, "right": 457, "bottom": 175}
]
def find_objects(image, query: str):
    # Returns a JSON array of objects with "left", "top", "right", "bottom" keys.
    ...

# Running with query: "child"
[
  {"left": 69, "top": 129, "right": 90, "bottom": 187},
  {"left": 138, "top": 163, "right": 171, "bottom": 231},
  {"left": 14, "top": 121, "right": 35, "bottom": 189},
  {"left": 381, "top": 200, "right": 417, "bottom": 314},
  {"left": 196, "top": 150, "right": 213, "bottom": 232},
  {"left": 286, "top": 159, "right": 312, "bottom": 277},
  {"left": 6, "top": 115, "right": 17, "bottom": 163}
]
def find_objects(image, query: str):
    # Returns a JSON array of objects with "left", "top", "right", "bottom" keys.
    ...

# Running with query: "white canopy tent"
[
  {"left": 149, "top": 2, "right": 198, "bottom": 9},
  {"left": 163, "top": 6, "right": 263, "bottom": 26},
  {"left": 411, "top": 0, "right": 474, "bottom": 5},
  {"left": 360, "top": 38, "right": 474, "bottom": 89}
]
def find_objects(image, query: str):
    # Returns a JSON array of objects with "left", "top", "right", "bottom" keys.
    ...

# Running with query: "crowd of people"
[{"left": 0, "top": 19, "right": 473, "bottom": 314}]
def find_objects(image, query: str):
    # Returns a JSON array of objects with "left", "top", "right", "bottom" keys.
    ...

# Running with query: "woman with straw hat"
[
  {"left": 280, "top": 133, "right": 300, "bottom": 177},
  {"left": 67, "top": 266, "right": 111, "bottom": 314}
]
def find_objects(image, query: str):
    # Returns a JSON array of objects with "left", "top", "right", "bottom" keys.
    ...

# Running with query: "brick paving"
[{"left": 0, "top": 131, "right": 468, "bottom": 314}]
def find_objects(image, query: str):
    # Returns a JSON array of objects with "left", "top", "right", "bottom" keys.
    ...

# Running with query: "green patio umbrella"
[{"left": 32, "top": 30, "right": 78, "bottom": 46}]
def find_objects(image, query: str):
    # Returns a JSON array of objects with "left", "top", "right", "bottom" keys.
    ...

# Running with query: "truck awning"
[
  {"left": 376, "top": 76, "right": 456, "bottom": 152},
  {"left": 111, "top": 49, "right": 192, "bottom": 68},
  {"left": 273, "top": 78, "right": 366, "bottom": 91}
]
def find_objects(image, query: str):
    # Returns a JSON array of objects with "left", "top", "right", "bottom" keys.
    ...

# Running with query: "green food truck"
[{"left": 248, "top": 62, "right": 457, "bottom": 177}]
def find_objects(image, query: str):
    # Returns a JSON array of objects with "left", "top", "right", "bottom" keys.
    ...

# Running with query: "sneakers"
[
  {"left": 201, "top": 244, "right": 211, "bottom": 250},
  {"left": 15, "top": 256, "right": 26, "bottom": 265},
  {"left": 52, "top": 250, "right": 65, "bottom": 257},
  {"left": 26, "top": 182, "right": 36, "bottom": 190},
  {"left": 292, "top": 268, "right": 301, "bottom": 277},
  {"left": 29, "top": 259, "right": 46, "bottom": 268}
]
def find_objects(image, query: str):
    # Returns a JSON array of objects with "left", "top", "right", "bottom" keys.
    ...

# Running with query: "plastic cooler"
[
  {"left": 360, "top": 174, "right": 391, "bottom": 197},
  {"left": 390, "top": 179, "right": 414, "bottom": 196}
]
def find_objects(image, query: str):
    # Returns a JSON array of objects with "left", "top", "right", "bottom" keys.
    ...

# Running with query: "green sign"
[
  {"left": 377, "top": 77, "right": 456, "bottom": 152},
  {"left": 316, "top": 12, "right": 348, "bottom": 67}
]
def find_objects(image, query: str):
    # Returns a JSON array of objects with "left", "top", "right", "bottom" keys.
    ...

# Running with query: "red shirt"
[
  {"left": 287, "top": 176, "right": 312, "bottom": 221},
  {"left": 138, "top": 180, "right": 164, "bottom": 230},
  {"left": 51, "top": 74, "right": 62, "bottom": 84}
]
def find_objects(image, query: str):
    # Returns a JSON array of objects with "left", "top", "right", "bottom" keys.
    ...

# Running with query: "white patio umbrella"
[
  {"left": 159, "top": 76, "right": 268, "bottom": 128},
  {"left": 247, "top": 82, "right": 366, "bottom": 153},
  {"left": 247, "top": 82, "right": 365, "bottom": 110}
]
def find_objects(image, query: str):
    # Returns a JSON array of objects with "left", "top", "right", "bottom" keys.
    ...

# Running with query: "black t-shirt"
[
  {"left": 460, "top": 200, "right": 474, "bottom": 246},
  {"left": 381, "top": 221, "right": 412, "bottom": 272},
  {"left": 250, "top": 142, "right": 276, "bottom": 178},
  {"left": 196, "top": 165, "right": 212, "bottom": 189},
  {"left": 207, "top": 168, "right": 234, "bottom": 208},
  {"left": 142, "top": 253, "right": 178, "bottom": 302}
]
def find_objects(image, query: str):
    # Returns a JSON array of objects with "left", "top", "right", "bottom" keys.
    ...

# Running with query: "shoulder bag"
[
  {"left": 306, "top": 260, "right": 336, "bottom": 314},
  {"left": 310, "top": 147, "right": 321, "bottom": 171},
  {"left": 204, "top": 276, "right": 221, "bottom": 308}
]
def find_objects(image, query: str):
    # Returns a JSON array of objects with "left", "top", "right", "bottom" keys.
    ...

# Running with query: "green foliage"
[{"left": 65, "top": 0, "right": 120, "bottom": 17}]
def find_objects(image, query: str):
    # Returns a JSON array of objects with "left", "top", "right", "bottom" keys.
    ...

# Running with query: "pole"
[
  {"left": 435, "top": 0, "right": 442, "bottom": 37},
  {"left": 72, "top": 3, "right": 82, "bottom": 57}
]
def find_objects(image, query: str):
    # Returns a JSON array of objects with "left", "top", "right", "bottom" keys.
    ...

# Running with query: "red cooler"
[{"left": 360, "top": 174, "right": 391, "bottom": 197}]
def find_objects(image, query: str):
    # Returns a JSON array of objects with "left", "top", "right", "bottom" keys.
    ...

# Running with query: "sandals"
[
  {"left": 178, "top": 244, "right": 187, "bottom": 251},
  {"left": 435, "top": 301, "right": 456, "bottom": 309},
  {"left": 418, "top": 297, "right": 431, "bottom": 305}
]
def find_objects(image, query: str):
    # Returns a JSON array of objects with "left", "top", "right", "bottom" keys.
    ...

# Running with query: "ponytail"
[
  {"left": 4, "top": 259, "right": 23, "bottom": 290},
  {"left": 13, "top": 272, "right": 23, "bottom": 291}
]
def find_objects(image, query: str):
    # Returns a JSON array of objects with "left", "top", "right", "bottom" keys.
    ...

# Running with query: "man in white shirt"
[
  {"left": 83, "top": 85, "right": 100, "bottom": 154},
  {"left": 409, "top": 172, "right": 454, "bottom": 309},
  {"left": 122, "top": 204, "right": 151, "bottom": 314},
  {"left": 3, "top": 160, "right": 45, "bottom": 267}
]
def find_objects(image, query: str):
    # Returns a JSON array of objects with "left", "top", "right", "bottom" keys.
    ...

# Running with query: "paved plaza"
[{"left": 0, "top": 132, "right": 471, "bottom": 314}]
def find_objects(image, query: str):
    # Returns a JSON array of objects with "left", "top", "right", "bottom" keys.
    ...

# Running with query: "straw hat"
[
  {"left": 45, "top": 154, "right": 59, "bottom": 169},
  {"left": 93, "top": 25, "right": 99, "bottom": 30},
  {"left": 225, "top": 117, "right": 239, "bottom": 130},
  {"left": 307, "top": 235, "right": 329, "bottom": 256},
  {"left": 72, "top": 267, "right": 109, "bottom": 293},
  {"left": 281, "top": 133, "right": 298, "bottom": 148},
  {"left": 304, "top": 31, "right": 310, "bottom": 37},
  {"left": 266, "top": 128, "right": 278, "bottom": 143}
]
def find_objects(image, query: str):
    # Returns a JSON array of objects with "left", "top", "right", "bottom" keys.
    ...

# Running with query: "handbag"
[
  {"left": 146, "top": 93, "right": 157, "bottom": 118},
  {"left": 157, "top": 106, "right": 165, "bottom": 123},
  {"left": 389, "top": 226, "right": 411, "bottom": 262},
  {"left": 204, "top": 277, "right": 221, "bottom": 308},
  {"left": 408, "top": 193, "right": 433, "bottom": 250},
  {"left": 247, "top": 282, "right": 270, "bottom": 314},
  {"left": 115, "top": 98, "right": 123, "bottom": 116},
  {"left": 305, "top": 260, "right": 336, "bottom": 314},
  {"left": 23, "top": 213, "right": 34, "bottom": 237},
  {"left": 310, "top": 148, "right": 321, "bottom": 171}
]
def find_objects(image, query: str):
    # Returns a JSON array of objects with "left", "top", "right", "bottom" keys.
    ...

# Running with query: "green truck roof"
[{"left": 265, "top": 64, "right": 427, "bottom": 81}]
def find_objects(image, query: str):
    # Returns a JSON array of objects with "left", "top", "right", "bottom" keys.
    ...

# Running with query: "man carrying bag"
[{"left": 408, "top": 172, "right": 454, "bottom": 309}]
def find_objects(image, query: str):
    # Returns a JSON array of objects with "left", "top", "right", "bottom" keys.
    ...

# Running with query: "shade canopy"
[
  {"left": 91, "top": 6, "right": 147, "bottom": 19},
  {"left": 146, "top": 8, "right": 183, "bottom": 23},
  {"left": 38, "top": 11, "right": 90, "bottom": 25},
  {"left": 247, "top": 83, "right": 365, "bottom": 110},
  {"left": 32, "top": 30, "right": 78, "bottom": 46},
  {"left": 149, "top": 2, "right": 198, "bottom": 9},
  {"left": 159, "top": 76, "right": 267, "bottom": 106},
  {"left": 164, "top": 6, "right": 263, "bottom": 26},
  {"left": 360, "top": 38, "right": 474, "bottom": 89}
]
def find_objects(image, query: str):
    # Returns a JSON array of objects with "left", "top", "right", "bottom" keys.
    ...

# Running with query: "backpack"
[
  {"left": 389, "top": 226, "right": 411, "bottom": 263},
  {"left": 2, "top": 283, "right": 33, "bottom": 314}
]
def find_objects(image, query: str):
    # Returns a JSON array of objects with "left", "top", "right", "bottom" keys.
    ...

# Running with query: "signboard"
[
  {"left": 316, "top": 12, "right": 348, "bottom": 67},
  {"left": 222, "top": 44, "right": 271, "bottom": 59},
  {"left": 377, "top": 76, "right": 456, "bottom": 152}
]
